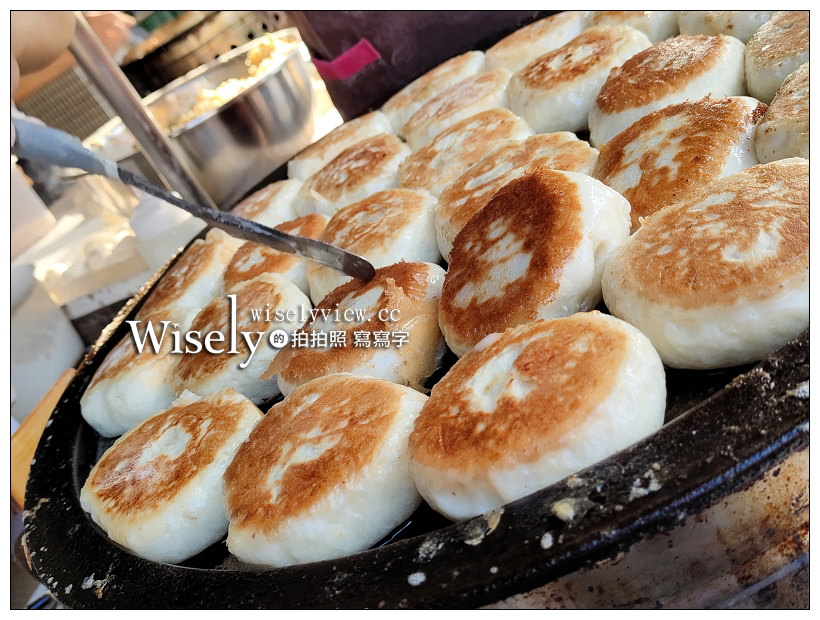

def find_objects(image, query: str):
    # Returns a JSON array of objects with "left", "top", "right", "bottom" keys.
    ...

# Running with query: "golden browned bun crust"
[
  {"left": 508, "top": 25, "right": 652, "bottom": 135},
  {"left": 745, "top": 12, "right": 809, "bottom": 104},
  {"left": 224, "top": 374, "right": 412, "bottom": 534},
  {"left": 397, "top": 108, "right": 531, "bottom": 197},
  {"left": 762, "top": 62, "right": 810, "bottom": 134},
  {"left": 299, "top": 134, "right": 411, "bottom": 215},
  {"left": 442, "top": 170, "right": 581, "bottom": 347},
  {"left": 229, "top": 179, "right": 300, "bottom": 226},
  {"left": 172, "top": 272, "right": 309, "bottom": 404},
  {"left": 266, "top": 261, "right": 444, "bottom": 392},
  {"left": 89, "top": 329, "right": 173, "bottom": 389},
  {"left": 409, "top": 312, "right": 665, "bottom": 521},
  {"left": 173, "top": 277, "right": 297, "bottom": 389},
  {"left": 410, "top": 313, "right": 629, "bottom": 473},
  {"left": 306, "top": 189, "right": 440, "bottom": 304},
  {"left": 381, "top": 51, "right": 486, "bottom": 131},
  {"left": 614, "top": 159, "right": 808, "bottom": 310},
  {"left": 84, "top": 390, "right": 256, "bottom": 516},
  {"left": 593, "top": 96, "right": 767, "bottom": 230},
  {"left": 222, "top": 213, "right": 328, "bottom": 293},
  {"left": 224, "top": 373, "right": 426, "bottom": 567},
  {"left": 401, "top": 69, "right": 511, "bottom": 150},
  {"left": 595, "top": 35, "right": 734, "bottom": 115},
  {"left": 88, "top": 323, "right": 178, "bottom": 390},
  {"left": 485, "top": 11, "right": 590, "bottom": 72},
  {"left": 135, "top": 238, "right": 211, "bottom": 322},
  {"left": 602, "top": 158, "right": 808, "bottom": 369},
  {"left": 436, "top": 132, "right": 599, "bottom": 258},
  {"left": 80, "top": 389, "right": 262, "bottom": 562},
  {"left": 515, "top": 26, "right": 632, "bottom": 92},
  {"left": 319, "top": 188, "right": 436, "bottom": 259},
  {"left": 287, "top": 111, "right": 394, "bottom": 180},
  {"left": 756, "top": 63, "right": 809, "bottom": 163},
  {"left": 135, "top": 231, "right": 237, "bottom": 328},
  {"left": 439, "top": 167, "right": 629, "bottom": 356},
  {"left": 746, "top": 11, "right": 809, "bottom": 70},
  {"left": 308, "top": 134, "right": 406, "bottom": 198}
]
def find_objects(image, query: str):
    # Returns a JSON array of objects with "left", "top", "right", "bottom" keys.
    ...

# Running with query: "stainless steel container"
[
  {"left": 122, "top": 11, "right": 292, "bottom": 96},
  {"left": 87, "top": 29, "right": 314, "bottom": 208}
]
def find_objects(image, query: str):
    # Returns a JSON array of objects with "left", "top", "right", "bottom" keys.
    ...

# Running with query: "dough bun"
[
  {"left": 602, "top": 158, "right": 809, "bottom": 369},
  {"left": 81, "top": 389, "right": 262, "bottom": 563},
  {"left": 439, "top": 168, "right": 630, "bottom": 357},
  {"left": 410, "top": 312, "right": 666, "bottom": 521},
  {"left": 224, "top": 373, "right": 427, "bottom": 567}
]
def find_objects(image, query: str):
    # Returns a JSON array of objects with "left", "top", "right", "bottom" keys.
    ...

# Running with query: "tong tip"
[{"left": 346, "top": 254, "right": 376, "bottom": 282}]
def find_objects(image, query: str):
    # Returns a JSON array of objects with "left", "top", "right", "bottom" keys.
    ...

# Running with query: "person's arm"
[
  {"left": 11, "top": 11, "right": 77, "bottom": 77},
  {"left": 11, "top": 12, "right": 76, "bottom": 145},
  {"left": 12, "top": 11, "right": 135, "bottom": 103}
]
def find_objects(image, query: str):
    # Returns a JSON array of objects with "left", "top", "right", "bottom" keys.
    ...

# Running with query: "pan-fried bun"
[
  {"left": 755, "top": 63, "right": 809, "bottom": 164},
  {"left": 80, "top": 332, "right": 179, "bottom": 438},
  {"left": 268, "top": 262, "right": 446, "bottom": 396},
  {"left": 401, "top": 69, "right": 512, "bottom": 150},
  {"left": 224, "top": 373, "right": 426, "bottom": 567},
  {"left": 172, "top": 273, "right": 310, "bottom": 405},
  {"left": 508, "top": 26, "right": 651, "bottom": 134},
  {"left": 589, "top": 10, "right": 679, "bottom": 42},
  {"left": 81, "top": 389, "right": 261, "bottom": 563},
  {"left": 381, "top": 51, "right": 486, "bottom": 134},
  {"left": 588, "top": 34, "right": 747, "bottom": 147},
  {"left": 398, "top": 108, "right": 532, "bottom": 198},
  {"left": 81, "top": 229, "right": 242, "bottom": 438},
  {"left": 602, "top": 159, "right": 808, "bottom": 369},
  {"left": 287, "top": 111, "right": 394, "bottom": 181},
  {"left": 136, "top": 229, "right": 241, "bottom": 330},
  {"left": 439, "top": 168, "right": 630, "bottom": 357},
  {"left": 678, "top": 11, "right": 774, "bottom": 43},
  {"left": 306, "top": 189, "right": 440, "bottom": 305},
  {"left": 485, "top": 11, "right": 590, "bottom": 72},
  {"left": 436, "top": 132, "right": 599, "bottom": 260},
  {"left": 409, "top": 312, "right": 666, "bottom": 521},
  {"left": 229, "top": 179, "right": 301, "bottom": 228},
  {"left": 745, "top": 11, "right": 809, "bottom": 104},
  {"left": 295, "top": 134, "right": 411, "bottom": 217},
  {"left": 593, "top": 96, "right": 766, "bottom": 232},
  {"left": 222, "top": 213, "right": 328, "bottom": 296}
]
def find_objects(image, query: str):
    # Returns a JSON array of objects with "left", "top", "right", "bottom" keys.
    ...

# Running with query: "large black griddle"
[
  {"left": 21, "top": 245, "right": 809, "bottom": 607},
  {"left": 21, "top": 12, "right": 810, "bottom": 605}
]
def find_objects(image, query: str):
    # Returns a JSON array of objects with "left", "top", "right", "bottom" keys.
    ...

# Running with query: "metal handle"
[
  {"left": 12, "top": 118, "right": 119, "bottom": 180},
  {"left": 11, "top": 119, "right": 375, "bottom": 281},
  {"left": 68, "top": 12, "right": 217, "bottom": 209}
]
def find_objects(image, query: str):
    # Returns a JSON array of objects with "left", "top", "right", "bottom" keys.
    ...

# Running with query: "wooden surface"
[{"left": 11, "top": 369, "right": 75, "bottom": 511}]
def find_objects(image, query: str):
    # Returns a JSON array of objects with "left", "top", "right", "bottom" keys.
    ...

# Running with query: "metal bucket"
[
  {"left": 121, "top": 11, "right": 292, "bottom": 96},
  {"left": 88, "top": 29, "right": 315, "bottom": 208}
]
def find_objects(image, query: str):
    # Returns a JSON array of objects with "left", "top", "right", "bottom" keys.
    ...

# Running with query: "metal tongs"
[{"left": 12, "top": 118, "right": 375, "bottom": 281}]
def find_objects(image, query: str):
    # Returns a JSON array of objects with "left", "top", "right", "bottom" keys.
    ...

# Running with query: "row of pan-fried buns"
[{"left": 79, "top": 10, "right": 808, "bottom": 569}]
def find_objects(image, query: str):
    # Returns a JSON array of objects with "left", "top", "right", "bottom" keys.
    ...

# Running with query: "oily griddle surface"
[{"left": 21, "top": 254, "right": 809, "bottom": 608}]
